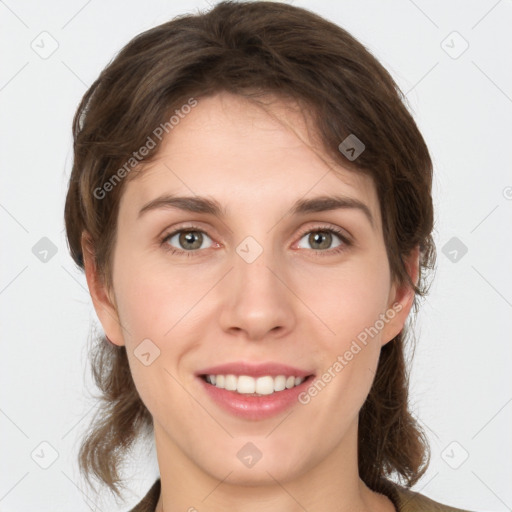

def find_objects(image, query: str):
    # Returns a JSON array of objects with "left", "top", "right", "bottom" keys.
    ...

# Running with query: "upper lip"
[{"left": 196, "top": 362, "right": 315, "bottom": 378}]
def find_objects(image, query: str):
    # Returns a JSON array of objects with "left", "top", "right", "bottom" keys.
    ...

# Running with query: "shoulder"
[
  {"left": 128, "top": 479, "right": 160, "bottom": 512},
  {"left": 391, "top": 482, "right": 476, "bottom": 512},
  {"left": 129, "top": 478, "right": 477, "bottom": 512}
]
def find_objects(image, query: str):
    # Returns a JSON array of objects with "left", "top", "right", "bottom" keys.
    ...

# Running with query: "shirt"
[{"left": 128, "top": 478, "right": 474, "bottom": 512}]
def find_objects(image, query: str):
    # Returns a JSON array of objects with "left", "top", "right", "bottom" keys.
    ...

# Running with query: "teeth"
[
  {"left": 274, "top": 375, "right": 286, "bottom": 391},
  {"left": 205, "top": 374, "right": 306, "bottom": 395},
  {"left": 237, "top": 375, "right": 256, "bottom": 393},
  {"left": 225, "top": 374, "right": 237, "bottom": 391},
  {"left": 255, "top": 376, "right": 275, "bottom": 394}
]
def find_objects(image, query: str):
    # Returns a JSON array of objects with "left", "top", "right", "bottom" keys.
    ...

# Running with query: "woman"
[{"left": 64, "top": 1, "right": 473, "bottom": 511}]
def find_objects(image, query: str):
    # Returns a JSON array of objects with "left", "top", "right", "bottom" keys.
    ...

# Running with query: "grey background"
[{"left": 1, "top": 0, "right": 511, "bottom": 510}]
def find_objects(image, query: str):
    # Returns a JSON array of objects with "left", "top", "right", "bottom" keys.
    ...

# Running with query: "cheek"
[
  {"left": 299, "top": 251, "right": 391, "bottom": 405},
  {"left": 112, "top": 254, "right": 208, "bottom": 344},
  {"left": 111, "top": 256, "right": 213, "bottom": 400},
  {"left": 307, "top": 250, "right": 392, "bottom": 345},
  {"left": 111, "top": 261, "right": 204, "bottom": 425}
]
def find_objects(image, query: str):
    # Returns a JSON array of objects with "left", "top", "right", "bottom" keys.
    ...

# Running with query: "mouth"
[
  {"left": 195, "top": 362, "right": 316, "bottom": 420},
  {"left": 199, "top": 373, "right": 315, "bottom": 396}
]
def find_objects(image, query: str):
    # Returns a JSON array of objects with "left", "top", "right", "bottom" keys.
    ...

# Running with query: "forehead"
[{"left": 121, "top": 92, "right": 381, "bottom": 227}]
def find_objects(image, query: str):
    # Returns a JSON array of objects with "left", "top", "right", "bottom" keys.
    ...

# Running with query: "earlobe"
[
  {"left": 81, "top": 232, "right": 125, "bottom": 346},
  {"left": 380, "top": 245, "right": 420, "bottom": 346}
]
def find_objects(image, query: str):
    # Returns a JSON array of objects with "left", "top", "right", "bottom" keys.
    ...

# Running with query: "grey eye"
[
  {"left": 166, "top": 230, "right": 213, "bottom": 251},
  {"left": 297, "top": 230, "right": 343, "bottom": 251}
]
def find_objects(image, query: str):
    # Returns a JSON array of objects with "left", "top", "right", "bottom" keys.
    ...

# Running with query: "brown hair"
[{"left": 64, "top": 0, "right": 435, "bottom": 500}]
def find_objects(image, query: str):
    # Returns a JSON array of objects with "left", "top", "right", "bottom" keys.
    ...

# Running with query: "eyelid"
[
  {"left": 160, "top": 221, "right": 353, "bottom": 255},
  {"left": 293, "top": 222, "right": 352, "bottom": 244},
  {"left": 160, "top": 223, "right": 217, "bottom": 249},
  {"left": 161, "top": 220, "right": 351, "bottom": 240},
  {"left": 160, "top": 221, "right": 217, "bottom": 242}
]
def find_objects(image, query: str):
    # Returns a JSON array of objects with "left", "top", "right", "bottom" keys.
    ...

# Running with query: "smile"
[
  {"left": 195, "top": 361, "right": 316, "bottom": 420},
  {"left": 202, "top": 374, "right": 308, "bottom": 396}
]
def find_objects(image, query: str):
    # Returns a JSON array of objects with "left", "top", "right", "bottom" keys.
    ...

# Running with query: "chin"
[{"left": 197, "top": 444, "right": 310, "bottom": 487}]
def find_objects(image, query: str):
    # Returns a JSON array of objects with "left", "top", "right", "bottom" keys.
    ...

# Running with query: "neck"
[{"left": 152, "top": 421, "right": 396, "bottom": 512}]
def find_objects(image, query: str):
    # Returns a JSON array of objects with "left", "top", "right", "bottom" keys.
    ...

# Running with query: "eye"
[
  {"left": 296, "top": 226, "right": 350, "bottom": 255},
  {"left": 160, "top": 224, "right": 351, "bottom": 257},
  {"left": 161, "top": 227, "right": 214, "bottom": 254}
]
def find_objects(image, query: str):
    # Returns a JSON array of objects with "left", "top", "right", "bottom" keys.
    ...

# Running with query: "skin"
[{"left": 83, "top": 91, "right": 419, "bottom": 512}]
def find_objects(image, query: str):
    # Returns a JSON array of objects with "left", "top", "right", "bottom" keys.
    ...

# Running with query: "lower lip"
[{"left": 197, "top": 376, "right": 315, "bottom": 420}]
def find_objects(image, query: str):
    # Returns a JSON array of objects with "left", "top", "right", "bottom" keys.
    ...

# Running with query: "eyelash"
[{"left": 160, "top": 224, "right": 352, "bottom": 258}]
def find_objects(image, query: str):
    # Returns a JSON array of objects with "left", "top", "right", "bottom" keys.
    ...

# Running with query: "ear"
[
  {"left": 81, "top": 232, "right": 125, "bottom": 346},
  {"left": 380, "top": 245, "right": 420, "bottom": 346}
]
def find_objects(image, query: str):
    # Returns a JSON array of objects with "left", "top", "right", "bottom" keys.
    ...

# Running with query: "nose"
[{"left": 217, "top": 241, "right": 296, "bottom": 342}]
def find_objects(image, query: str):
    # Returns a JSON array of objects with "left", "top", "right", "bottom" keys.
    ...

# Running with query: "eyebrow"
[{"left": 138, "top": 194, "right": 374, "bottom": 227}]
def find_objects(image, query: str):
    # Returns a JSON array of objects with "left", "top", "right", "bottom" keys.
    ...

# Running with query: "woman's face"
[{"left": 86, "top": 91, "right": 415, "bottom": 487}]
